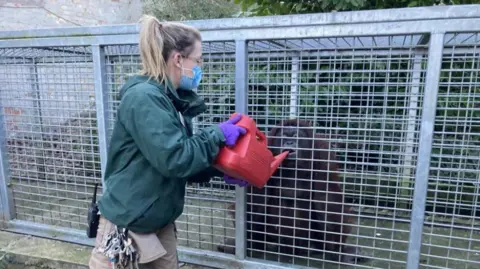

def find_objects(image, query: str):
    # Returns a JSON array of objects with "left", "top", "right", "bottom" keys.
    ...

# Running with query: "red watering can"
[{"left": 213, "top": 113, "right": 289, "bottom": 189}]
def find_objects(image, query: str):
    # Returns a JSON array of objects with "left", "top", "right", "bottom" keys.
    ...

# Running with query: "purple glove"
[
  {"left": 224, "top": 175, "right": 248, "bottom": 187},
  {"left": 218, "top": 114, "right": 247, "bottom": 147}
]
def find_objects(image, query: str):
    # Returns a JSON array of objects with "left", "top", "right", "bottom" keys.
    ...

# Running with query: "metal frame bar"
[
  {"left": 7, "top": 48, "right": 480, "bottom": 64},
  {"left": 2, "top": 18, "right": 480, "bottom": 48},
  {"left": 4, "top": 219, "right": 93, "bottom": 246},
  {"left": 106, "top": 59, "right": 116, "bottom": 139},
  {"left": 195, "top": 19, "right": 480, "bottom": 42},
  {"left": 401, "top": 53, "right": 424, "bottom": 197},
  {"left": 289, "top": 56, "right": 299, "bottom": 118},
  {"left": 234, "top": 40, "right": 248, "bottom": 260},
  {"left": 2, "top": 49, "right": 430, "bottom": 65},
  {"left": 0, "top": 5, "right": 479, "bottom": 40},
  {"left": 28, "top": 59, "right": 48, "bottom": 182},
  {"left": 30, "top": 60, "right": 45, "bottom": 138},
  {"left": 0, "top": 98, "right": 15, "bottom": 222},
  {"left": 0, "top": 5, "right": 479, "bottom": 269},
  {"left": 92, "top": 45, "right": 110, "bottom": 190},
  {"left": 405, "top": 33, "right": 445, "bottom": 269},
  {"left": 3, "top": 219, "right": 312, "bottom": 269}
]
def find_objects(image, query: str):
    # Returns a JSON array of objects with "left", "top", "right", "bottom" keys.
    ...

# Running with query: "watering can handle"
[{"left": 256, "top": 129, "right": 267, "bottom": 145}]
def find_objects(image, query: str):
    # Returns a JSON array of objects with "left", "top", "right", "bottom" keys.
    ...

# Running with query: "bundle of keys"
[{"left": 98, "top": 227, "right": 140, "bottom": 269}]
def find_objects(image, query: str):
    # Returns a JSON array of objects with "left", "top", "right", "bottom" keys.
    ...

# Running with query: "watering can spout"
[{"left": 270, "top": 151, "right": 290, "bottom": 177}]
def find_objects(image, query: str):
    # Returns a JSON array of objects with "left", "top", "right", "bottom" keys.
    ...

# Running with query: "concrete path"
[{"left": 0, "top": 230, "right": 212, "bottom": 269}]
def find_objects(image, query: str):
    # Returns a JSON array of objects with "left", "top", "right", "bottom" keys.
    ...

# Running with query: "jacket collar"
[{"left": 124, "top": 75, "right": 208, "bottom": 118}]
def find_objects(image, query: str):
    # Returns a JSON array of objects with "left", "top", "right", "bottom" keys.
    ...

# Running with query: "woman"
[{"left": 89, "top": 15, "right": 247, "bottom": 269}]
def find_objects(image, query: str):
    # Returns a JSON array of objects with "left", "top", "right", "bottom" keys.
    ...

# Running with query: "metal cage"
[{"left": 0, "top": 5, "right": 479, "bottom": 269}]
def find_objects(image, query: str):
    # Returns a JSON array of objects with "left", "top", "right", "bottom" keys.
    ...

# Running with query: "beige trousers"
[{"left": 89, "top": 216, "right": 179, "bottom": 269}]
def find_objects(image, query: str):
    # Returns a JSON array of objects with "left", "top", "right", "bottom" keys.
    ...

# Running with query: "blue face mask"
[{"left": 179, "top": 65, "right": 202, "bottom": 91}]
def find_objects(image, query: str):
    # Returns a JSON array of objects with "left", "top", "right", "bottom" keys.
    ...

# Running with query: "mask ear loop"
[
  {"left": 180, "top": 53, "right": 200, "bottom": 79},
  {"left": 178, "top": 55, "right": 191, "bottom": 79},
  {"left": 181, "top": 67, "right": 196, "bottom": 79}
]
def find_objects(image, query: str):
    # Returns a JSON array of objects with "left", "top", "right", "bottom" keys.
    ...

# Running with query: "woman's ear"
[
  {"left": 177, "top": 56, "right": 183, "bottom": 69},
  {"left": 170, "top": 51, "right": 182, "bottom": 68}
]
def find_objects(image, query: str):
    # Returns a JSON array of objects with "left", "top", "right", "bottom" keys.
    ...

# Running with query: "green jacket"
[{"left": 98, "top": 75, "right": 225, "bottom": 233}]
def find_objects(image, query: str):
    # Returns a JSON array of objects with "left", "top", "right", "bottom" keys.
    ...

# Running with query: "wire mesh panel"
[
  {"left": 0, "top": 47, "right": 101, "bottom": 230},
  {"left": 104, "top": 41, "right": 237, "bottom": 252},
  {"left": 1, "top": 7, "right": 480, "bottom": 269},
  {"left": 180, "top": 41, "right": 236, "bottom": 252},
  {"left": 105, "top": 45, "right": 141, "bottom": 137},
  {"left": 419, "top": 33, "right": 480, "bottom": 269},
  {"left": 246, "top": 36, "right": 429, "bottom": 268}
]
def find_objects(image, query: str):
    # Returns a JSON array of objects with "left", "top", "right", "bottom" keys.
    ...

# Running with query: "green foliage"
[
  {"left": 230, "top": 0, "right": 480, "bottom": 16},
  {"left": 142, "top": 0, "right": 240, "bottom": 21}
]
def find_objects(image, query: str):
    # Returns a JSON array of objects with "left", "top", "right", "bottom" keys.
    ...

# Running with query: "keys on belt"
[{"left": 98, "top": 226, "right": 139, "bottom": 269}]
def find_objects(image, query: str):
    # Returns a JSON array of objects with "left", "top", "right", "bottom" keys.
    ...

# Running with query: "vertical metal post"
[
  {"left": 289, "top": 56, "right": 299, "bottom": 119},
  {"left": 0, "top": 94, "right": 15, "bottom": 221},
  {"left": 234, "top": 39, "right": 248, "bottom": 260},
  {"left": 30, "top": 60, "right": 47, "bottom": 180},
  {"left": 106, "top": 61, "right": 115, "bottom": 141},
  {"left": 192, "top": 88, "right": 199, "bottom": 135},
  {"left": 92, "top": 45, "right": 110, "bottom": 191},
  {"left": 30, "top": 60, "right": 45, "bottom": 136},
  {"left": 406, "top": 33, "right": 445, "bottom": 269},
  {"left": 400, "top": 53, "right": 423, "bottom": 207}
]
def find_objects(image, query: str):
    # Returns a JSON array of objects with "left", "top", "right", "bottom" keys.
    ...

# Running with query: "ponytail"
[
  {"left": 139, "top": 15, "right": 168, "bottom": 84},
  {"left": 138, "top": 15, "right": 202, "bottom": 84}
]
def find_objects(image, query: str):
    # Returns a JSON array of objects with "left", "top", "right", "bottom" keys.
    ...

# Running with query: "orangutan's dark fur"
[{"left": 217, "top": 119, "right": 368, "bottom": 264}]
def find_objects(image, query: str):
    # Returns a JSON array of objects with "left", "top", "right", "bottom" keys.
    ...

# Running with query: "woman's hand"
[
  {"left": 224, "top": 175, "right": 248, "bottom": 187},
  {"left": 218, "top": 114, "right": 247, "bottom": 147}
]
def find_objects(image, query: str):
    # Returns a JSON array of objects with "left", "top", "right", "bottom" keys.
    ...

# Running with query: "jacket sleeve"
[
  {"left": 186, "top": 166, "right": 223, "bottom": 184},
  {"left": 118, "top": 88, "right": 226, "bottom": 179}
]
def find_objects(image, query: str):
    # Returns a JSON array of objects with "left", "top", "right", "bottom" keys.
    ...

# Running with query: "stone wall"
[{"left": 0, "top": 0, "right": 143, "bottom": 30}]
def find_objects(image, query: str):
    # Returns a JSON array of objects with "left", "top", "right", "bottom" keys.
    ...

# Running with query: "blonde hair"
[{"left": 138, "top": 15, "right": 202, "bottom": 84}]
